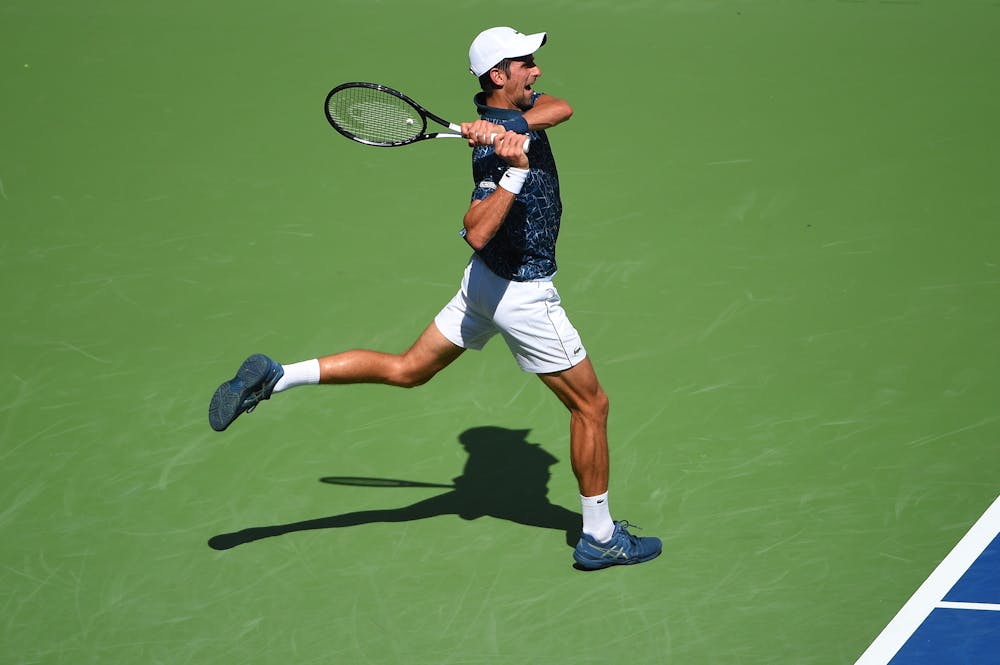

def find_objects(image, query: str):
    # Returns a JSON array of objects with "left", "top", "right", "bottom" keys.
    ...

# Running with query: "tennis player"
[{"left": 209, "top": 26, "right": 661, "bottom": 570}]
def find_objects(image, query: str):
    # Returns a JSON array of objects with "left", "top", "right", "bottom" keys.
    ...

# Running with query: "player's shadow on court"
[{"left": 207, "top": 426, "right": 582, "bottom": 551}]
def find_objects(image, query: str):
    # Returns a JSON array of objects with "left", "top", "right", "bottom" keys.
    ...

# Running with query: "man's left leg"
[
  {"left": 537, "top": 358, "right": 610, "bottom": 498},
  {"left": 539, "top": 359, "right": 662, "bottom": 569}
]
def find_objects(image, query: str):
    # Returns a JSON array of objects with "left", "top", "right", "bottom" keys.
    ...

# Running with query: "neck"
[
  {"left": 484, "top": 89, "right": 518, "bottom": 110},
  {"left": 474, "top": 92, "right": 525, "bottom": 120}
]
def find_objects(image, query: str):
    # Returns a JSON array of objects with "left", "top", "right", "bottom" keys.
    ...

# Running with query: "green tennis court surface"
[{"left": 2, "top": 1, "right": 998, "bottom": 663}]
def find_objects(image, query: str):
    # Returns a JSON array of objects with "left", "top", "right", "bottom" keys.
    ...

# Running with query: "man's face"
[{"left": 495, "top": 55, "right": 541, "bottom": 110}]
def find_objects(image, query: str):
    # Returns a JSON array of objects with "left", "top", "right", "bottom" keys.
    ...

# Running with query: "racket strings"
[{"left": 327, "top": 86, "right": 423, "bottom": 144}]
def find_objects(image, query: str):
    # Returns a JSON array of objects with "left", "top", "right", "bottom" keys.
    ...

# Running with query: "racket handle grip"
[{"left": 489, "top": 133, "right": 531, "bottom": 154}]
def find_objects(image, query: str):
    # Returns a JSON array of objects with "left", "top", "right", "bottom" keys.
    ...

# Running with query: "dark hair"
[{"left": 477, "top": 58, "right": 514, "bottom": 91}]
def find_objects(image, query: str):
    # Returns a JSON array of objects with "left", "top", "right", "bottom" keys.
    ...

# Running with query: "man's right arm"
[
  {"left": 520, "top": 93, "right": 573, "bottom": 131},
  {"left": 462, "top": 131, "right": 531, "bottom": 251}
]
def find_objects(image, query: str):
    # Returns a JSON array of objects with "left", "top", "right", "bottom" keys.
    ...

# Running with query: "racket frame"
[{"left": 324, "top": 81, "right": 462, "bottom": 148}]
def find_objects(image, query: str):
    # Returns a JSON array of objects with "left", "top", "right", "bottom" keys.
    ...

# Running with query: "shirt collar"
[{"left": 473, "top": 92, "right": 533, "bottom": 119}]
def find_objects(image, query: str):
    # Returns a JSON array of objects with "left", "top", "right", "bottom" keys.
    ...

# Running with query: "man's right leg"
[{"left": 209, "top": 322, "right": 464, "bottom": 431}]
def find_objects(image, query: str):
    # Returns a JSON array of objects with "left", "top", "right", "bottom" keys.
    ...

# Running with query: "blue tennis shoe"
[
  {"left": 573, "top": 521, "right": 662, "bottom": 570},
  {"left": 209, "top": 354, "right": 284, "bottom": 432}
]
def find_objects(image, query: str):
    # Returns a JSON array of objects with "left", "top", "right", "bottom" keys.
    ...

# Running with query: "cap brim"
[{"left": 515, "top": 31, "right": 547, "bottom": 58}]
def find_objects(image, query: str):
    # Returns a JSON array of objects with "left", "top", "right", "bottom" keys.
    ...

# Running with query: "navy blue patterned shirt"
[{"left": 468, "top": 92, "right": 562, "bottom": 282}]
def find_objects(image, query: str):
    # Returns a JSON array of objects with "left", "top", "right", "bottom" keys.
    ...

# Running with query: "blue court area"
[{"left": 857, "top": 497, "right": 1000, "bottom": 665}]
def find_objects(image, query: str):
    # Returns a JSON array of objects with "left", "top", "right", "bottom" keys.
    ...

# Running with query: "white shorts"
[{"left": 434, "top": 255, "right": 587, "bottom": 374}]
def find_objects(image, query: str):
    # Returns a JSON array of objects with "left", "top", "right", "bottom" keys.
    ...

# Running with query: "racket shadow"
[{"left": 207, "top": 426, "right": 582, "bottom": 551}]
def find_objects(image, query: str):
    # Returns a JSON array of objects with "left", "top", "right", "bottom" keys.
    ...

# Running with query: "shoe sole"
[
  {"left": 208, "top": 354, "right": 279, "bottom": 432},
  {"left": 573, "top": 544, "right": 663, "bottom": 571}
]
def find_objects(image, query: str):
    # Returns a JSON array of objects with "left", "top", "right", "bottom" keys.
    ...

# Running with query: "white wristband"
[{"left": 498, "top": 167, "right": 529, "bottom": 194}]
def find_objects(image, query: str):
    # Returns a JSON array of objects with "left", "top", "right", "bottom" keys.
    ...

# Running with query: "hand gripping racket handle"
[
  {"left": 447, "top": 124, "right": 531, "bottom": 153},
  {"left": 489, "top": 132, "right": 531, "bottom": 153}
]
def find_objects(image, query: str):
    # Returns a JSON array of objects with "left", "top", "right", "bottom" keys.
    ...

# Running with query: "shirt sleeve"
[{"left": 469, "top": 145, "right": 506, "bottom": 202}]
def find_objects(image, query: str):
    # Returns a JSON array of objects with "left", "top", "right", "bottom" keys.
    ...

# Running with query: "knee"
[
  {"left": 388, "top": 363, "right": 436, "bottom": 389},
  {"left": 395, "top": 374, "right": 432, "bottom": 389},
  {"left": 594, "top": 388, "right": 610, "bottom": 419},
  {"left": 578, "top": 386, "right": 609, "bottom": 422}
]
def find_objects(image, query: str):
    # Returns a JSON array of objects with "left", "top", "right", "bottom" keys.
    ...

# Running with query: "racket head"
[{"left": 324, "top": 82, "right": 433, "bottom": 147}]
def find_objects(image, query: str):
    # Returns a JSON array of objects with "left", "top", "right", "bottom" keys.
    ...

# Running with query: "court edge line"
[
  {"left": 854, "top": 494, "right": 1000, "bottom": 665},
  {"left": 936, "top": 601, "right": 1000, "bottom": 612}
]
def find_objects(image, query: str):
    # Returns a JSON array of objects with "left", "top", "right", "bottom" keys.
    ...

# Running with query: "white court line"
[
  {"left": 855, "top": 494, "right": 1000, "bottom": 665},
  {"left": 937, "top": 601, "right": 1000, "bottom": 612}
]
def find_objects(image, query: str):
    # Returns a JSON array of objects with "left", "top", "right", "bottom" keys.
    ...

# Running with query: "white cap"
[{"left": 469, "top": 27, "right": 547, "bottom": 77}]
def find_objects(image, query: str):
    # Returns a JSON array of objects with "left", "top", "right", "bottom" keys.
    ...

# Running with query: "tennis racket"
[{"left": 324, "top": 81, "right": 530, "bottom": 152}]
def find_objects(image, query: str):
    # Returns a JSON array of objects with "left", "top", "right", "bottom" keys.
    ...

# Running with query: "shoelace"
[{"left": 616, "top": 520, "right": 644, "bottom": 543}]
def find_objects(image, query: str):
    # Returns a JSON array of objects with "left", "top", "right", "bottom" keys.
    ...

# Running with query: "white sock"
[
  {"left": 581, "top": 492, "right": 615, "bottom": 543},
  {"left": 272, "top": 358, "right": 321, "bottom": 393}
]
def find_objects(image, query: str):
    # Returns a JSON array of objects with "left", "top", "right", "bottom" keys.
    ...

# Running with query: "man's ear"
[{"left": 490, "top": 68, "right": 505, "bottom": 86}]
